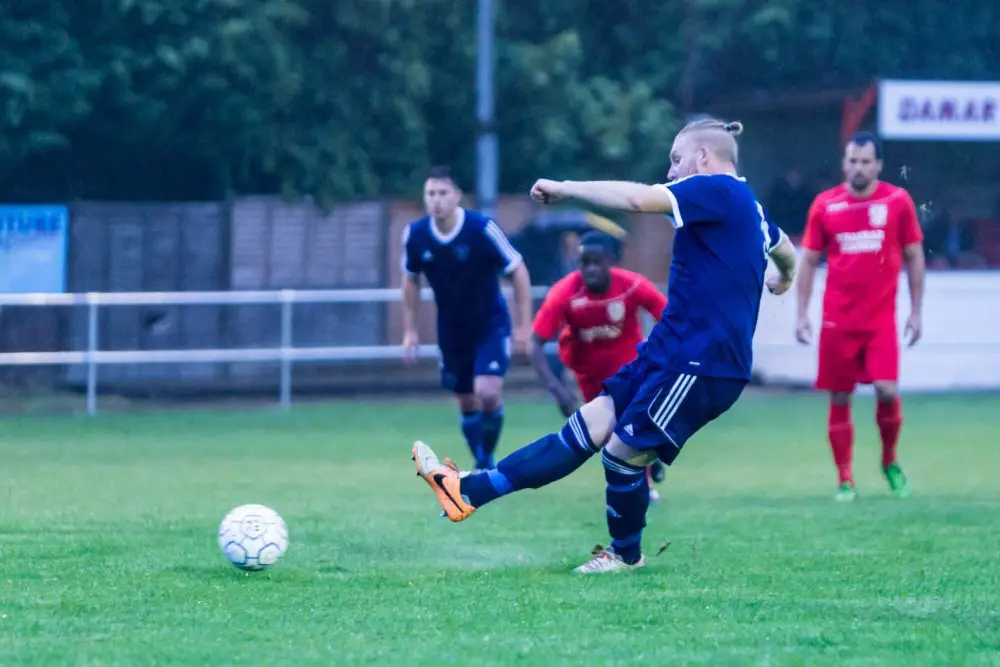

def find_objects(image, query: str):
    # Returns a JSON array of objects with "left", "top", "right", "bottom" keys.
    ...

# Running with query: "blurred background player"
[
  {"left": 529, "top": 230, "right": 668, "bottom": 501},
  {"left": 401, "top": 166, "right": 533, "bottom": 470},
  {"left": 795, "top": 132, "right": 926, "bottom": 502}
]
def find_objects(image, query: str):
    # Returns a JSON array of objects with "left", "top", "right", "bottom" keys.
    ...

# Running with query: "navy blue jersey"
[
  {"left": 402, "top": 208, "right": 522, "bottom": 348},
  {"left": 643, "top": 173, "right": 783, "bottom": 380}
]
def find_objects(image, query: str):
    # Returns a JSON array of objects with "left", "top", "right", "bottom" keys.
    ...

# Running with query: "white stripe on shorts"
[{"left": 650, "top": 373, "right": 697, "bottom": 432}]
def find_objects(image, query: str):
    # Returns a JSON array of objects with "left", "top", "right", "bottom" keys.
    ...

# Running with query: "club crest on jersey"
[
  {"left": 571, "top": 297, "right": 589, "bottom": 310},
  {"left": 607, "top": 300, "right": 625, "bottom": 322},
  {"left": 868, "top": 203, "right": 888, "bottom": 228}
]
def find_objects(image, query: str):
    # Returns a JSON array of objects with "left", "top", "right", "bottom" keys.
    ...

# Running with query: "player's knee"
[
  {"left": 479, "top": 394, "right": 502, "bottom": 412},
  {"left": 474, "top": 377, "right": 503, "bottom": 411},
  {"left": 605, "top": 436, "right": 657, "bottom": 468},
  {"left": 830, "top": 392, "right": 852, "bottom": 406},
  {"left": 456, "top": 394, "right": 480, "bottom": 413},
  {"left": 579, "top": 395, "right": 616, "bottom": 449},
  {"left": 874, "top": 382, "right": 898, "bottom": 403}
]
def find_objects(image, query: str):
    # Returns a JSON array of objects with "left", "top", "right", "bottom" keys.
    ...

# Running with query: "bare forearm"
[
  {"left": 769, "top": 234, "right": 797, "bottom": 282},
  {"left": 511, "top": 264, "right": 533, "bottom": 329},
  {"left": 402, "top": 278, "right": 420, "bottom": 332},
  {"left": 796, "top": 258, "right": 818, "bottom": 318},
  {"left": 530, "top": 336, "right": 565, "bottom": 391},
  {"left": 560, "top": 181, "right": 663, "bottom": 213},
  {"left": 905, "top": 249, "right": 926, "bottom": 315}
]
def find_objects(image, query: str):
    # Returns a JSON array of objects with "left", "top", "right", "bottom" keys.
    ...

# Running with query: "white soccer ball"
[{"left": 217, "top": 504, "right": 289, "bottom": 571}]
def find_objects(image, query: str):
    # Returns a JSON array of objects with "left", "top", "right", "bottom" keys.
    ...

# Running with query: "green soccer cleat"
[
  {"left": 883, "top": 462, "right": 910, "bottom": 498},
  {"left": 834, "top": 481, "right": 857, "bottom": 502}
]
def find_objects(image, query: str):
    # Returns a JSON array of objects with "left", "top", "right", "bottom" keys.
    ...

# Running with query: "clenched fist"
[{"left": 530, "top": 179, "right": 567, "bottom": 205}]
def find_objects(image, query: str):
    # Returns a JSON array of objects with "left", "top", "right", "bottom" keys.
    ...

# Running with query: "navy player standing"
[
  {"left": 402, "top": 166, "right": 533, "bottom": 471},
  {"left": 413, "top": 120, "right": 798, "bottom": 573}
]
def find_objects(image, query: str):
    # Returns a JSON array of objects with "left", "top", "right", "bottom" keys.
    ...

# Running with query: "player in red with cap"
[
  {"left": 796, "top": 132, "right": 926, "bottom": 502},
  {"left": 530, "top": 231, "right": 668, "bottom": 500}
]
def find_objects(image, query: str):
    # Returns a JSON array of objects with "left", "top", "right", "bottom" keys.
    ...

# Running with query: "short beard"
[{"left": 848, "top": 177, "right": 871, "bottom": 193}]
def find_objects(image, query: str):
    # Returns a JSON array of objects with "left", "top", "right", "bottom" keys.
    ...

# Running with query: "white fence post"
[
  {"left": 279, "top": 290, "right": 294, "bottom": 410},
  {"left": 85, "top": 295, "right": 100, "bottom": 416}
]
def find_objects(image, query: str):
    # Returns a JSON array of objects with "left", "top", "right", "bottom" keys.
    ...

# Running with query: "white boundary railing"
[
  {"left": 8, "top": 273, "right": 999, "bottom": 413},
  {"left": 0, "top": 286, "right": 555, "bottom": 415}
]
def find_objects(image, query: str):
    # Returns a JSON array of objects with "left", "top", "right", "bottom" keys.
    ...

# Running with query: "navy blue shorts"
[
  {"left": 602, "top": 356, "right": 747, "bottom": 465},
  {"left": 439, "top": 329, "right": 511, "bottom": 395}
]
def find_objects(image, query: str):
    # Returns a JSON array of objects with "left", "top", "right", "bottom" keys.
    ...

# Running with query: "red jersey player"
[
  {"left": 529, "top": 231, "right": 668, "bottom": 500},
  {"left": 796, "top": 132, "right": 926, "bottom": 502}
]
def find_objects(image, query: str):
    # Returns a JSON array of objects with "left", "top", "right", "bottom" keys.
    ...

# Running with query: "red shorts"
[
  {"left": 816, "top": 327, "right": 899, "bottom": 392},
  {"left": 558, "top": 336, "right": 635, "bottom": 403},
  {"left": 575, "top": 374, "right": 606, "bottom": 403}
]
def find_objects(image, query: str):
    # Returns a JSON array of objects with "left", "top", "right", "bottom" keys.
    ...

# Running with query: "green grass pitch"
[{"left": 1, "top": 391, "right": 999, "bottom": 666}]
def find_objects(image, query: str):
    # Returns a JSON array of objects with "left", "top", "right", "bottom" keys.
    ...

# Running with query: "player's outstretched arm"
[{"left": 532, "top": 179, "right": 673, "bottom": 215}]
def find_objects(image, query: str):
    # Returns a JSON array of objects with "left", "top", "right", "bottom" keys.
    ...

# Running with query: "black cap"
[
  {"left": 580, "top": 230, "right": 616, "bottom": 251},
  {"left": 579, "top": 230, "right": 620, "bottom": 259}
]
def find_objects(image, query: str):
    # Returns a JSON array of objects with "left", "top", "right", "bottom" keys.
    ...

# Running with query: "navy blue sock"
[
  {"left": 460, "top": 410, "right": 486, "bottom": 468},
  {"left": 460, "top": 410, "right": 598, "bottom": 508},
  {"left": 480, "top": 408, "right": 504, "bottom": 468},
  {"left": 603, "top": 450, "right": 649, "bottom": 565}
]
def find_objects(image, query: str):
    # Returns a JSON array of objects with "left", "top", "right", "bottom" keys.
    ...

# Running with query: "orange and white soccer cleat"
[{"left": 412, "top": 440, "right": 477, "bottom": 522}]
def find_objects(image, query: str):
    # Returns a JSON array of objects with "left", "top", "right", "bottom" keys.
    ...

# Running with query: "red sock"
[
  {"left": 828, "top": 402, "right": 854, "bottom": 484},
  {"left": 877, "top": 397, "right": 902, "bottom": 468}
]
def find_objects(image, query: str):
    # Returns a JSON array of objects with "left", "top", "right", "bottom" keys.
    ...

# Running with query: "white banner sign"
[{"left": 878, "top": 79, "right": 1000, "bottom": 141}]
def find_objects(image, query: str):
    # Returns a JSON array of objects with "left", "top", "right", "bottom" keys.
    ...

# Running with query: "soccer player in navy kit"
[
  {"left": 413, "top": 120, "right": 798, "bottom": 573},
  {"left": 402, "top": 166, "right": 533, "bottom": 471}
]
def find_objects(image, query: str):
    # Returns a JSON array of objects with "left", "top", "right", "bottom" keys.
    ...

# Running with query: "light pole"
[{"left": 476, "top": 0, "right": 497, "bottom": 219}]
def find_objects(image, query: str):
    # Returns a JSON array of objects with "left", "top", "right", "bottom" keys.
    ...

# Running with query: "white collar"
[
  {"left": 430, "top": 207, "right": 465, "bottom": 244},
  {"left": 663, "top": 172, "right": 746, "bottom": 186}
]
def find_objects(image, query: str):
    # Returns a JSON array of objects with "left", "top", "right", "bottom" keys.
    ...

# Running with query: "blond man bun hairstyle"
[{"left": 678, "top": 117, "right": 745, "bottom": 164}]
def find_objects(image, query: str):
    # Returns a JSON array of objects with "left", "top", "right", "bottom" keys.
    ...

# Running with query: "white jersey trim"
[
  {"left": 400, "top": 224, "right": 418, "bottom": 278},
  {"left": 430, "top": 207, "right": 465, "bottom": 244},
  {"left": 485, "top": 220, "right": 523, "bottom": 275},
  {"left": 655, "top": 173, "right": 744, "bottom": 229}
]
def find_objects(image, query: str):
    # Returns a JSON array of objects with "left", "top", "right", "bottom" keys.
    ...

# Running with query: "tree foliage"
[{"left": 1, "top": 0, "right": 998, "bottom": 202}]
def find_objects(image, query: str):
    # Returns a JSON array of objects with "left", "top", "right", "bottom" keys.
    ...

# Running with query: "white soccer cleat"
[
  {"left": 834, "top": 482, "right": 858, "bottom": 503},
  {"left": 573, "top": 545, "right": 646, "bottom": 574}
]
